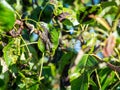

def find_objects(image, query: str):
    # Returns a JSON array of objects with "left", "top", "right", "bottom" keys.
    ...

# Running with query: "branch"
[{"left": 91, "top": 54, "right": 120, "bottom": 73}]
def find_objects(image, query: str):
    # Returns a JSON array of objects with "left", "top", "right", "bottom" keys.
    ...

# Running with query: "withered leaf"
[{"left": 102, "top": 34, "right": 116, "bottom": 57}]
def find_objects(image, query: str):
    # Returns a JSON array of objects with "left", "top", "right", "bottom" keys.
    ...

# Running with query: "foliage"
[{"left": 0, "top": 0, "right": 120, "bottom": 90}]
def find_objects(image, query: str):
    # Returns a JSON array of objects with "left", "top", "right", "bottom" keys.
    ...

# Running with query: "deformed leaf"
[{"left": 3, "top": 38, "right": 20, "bottom": 66}]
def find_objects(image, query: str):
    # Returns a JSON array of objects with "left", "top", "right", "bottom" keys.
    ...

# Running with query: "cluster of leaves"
[{"left": 0, "top": 0, "right": 120, "bottom": 90}]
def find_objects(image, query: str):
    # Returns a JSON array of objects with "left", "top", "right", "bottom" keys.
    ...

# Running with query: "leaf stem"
[
  {"left": 20, "top": 42, "right": 38, "bottom": 47},
  {"left": 38, "top": 53, "right": 44, "bottom": 81},
  {"left": 15, "top": 11, "right": 22, "bottom": 19},
  {"left": 95, "top": 69, "right": 101, "bottom": 89},
  {"left": 115, "top": 71, "right": 120, "bottom": 81},
  {"left": 20, "top": 35, "right": 31, "bottom": 56}
]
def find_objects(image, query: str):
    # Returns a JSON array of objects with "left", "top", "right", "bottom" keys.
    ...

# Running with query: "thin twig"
[
  {"left": 39, "top": 53, "right": 44, "bottom": 81},
  {"left": 95, "top": 69, "right": 101, "bottom": 89},
  {"left": 91, "top": 54, "right": 120, "bottom": 73}
]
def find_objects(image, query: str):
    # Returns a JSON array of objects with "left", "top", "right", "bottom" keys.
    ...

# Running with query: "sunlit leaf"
[
  {"left": 38, "top": 38, "right": 45, "bottom": 53},
  {"left": 89, "top": 15, "right": 111, "bottom": 30},
  {"left": 49, "top": 28, "right": 60, "bottom": 55},
  {"left": 75, "top": 54, "right": 98, "bottom": 72},
  {"left": 98, "top": 68, "right": 116, "bottom": 90},
  {"left": 0, "top": 0, "right": 16, "bottom": 32}
]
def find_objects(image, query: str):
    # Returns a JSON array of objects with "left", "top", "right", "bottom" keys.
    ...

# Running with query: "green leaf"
[
  {"left": 27, "top": 84, "right": 39, "bottom": 90},
  {"left": 49, "top": 28, "right": 60, "bottom": 55},
  {"left": 48, "top": 63, "right": 56, "bottom": 76},
  {"left": 3, "top": 38, "right": 20, "bottom": 66},
  {"left": 0, "top": 64, "right": 2, "bottom": 74},
  {"left": 42, "top": 66, "right": 52, "bottom": 78},
  {"left": 89, "top": 78, "right": 97, "bottom": 87},
  {"left": 77, "top": 5, "right": 101, "bottom": 24},
  {"left": 75, "top": 54, "right": 98, "bottom": 72},
  {"left": 0, "top": 0, "right": 16, "bottom": 32},
  {"left": 71, "top": 72, "right": 89, "bottom": 90},
  {"left": 0, "top": 71, "right": 9, "bottom": 90},
  {"left": 38, "top": 38, "right": 45, "bottom": 53},
  {"left": 102, "top": 71, "right": 115, "bottom": 90},
  {"left": 62, "top": 19, "right": 73, "bottom": 26},
  {"left": 58, "top": 52, "right": 74, "bottom": 74},
  {"left": 98, "top": 68, "right": 116, "bottom": 90},
  {"left": 0, "top": 79, "right": 4, "bottom": 87},
  {"left": 101, "top": 1, "right": 117, "bottom": 8},
  {"left": 18, "top": 83, "right": 25, "bottom": 89}
]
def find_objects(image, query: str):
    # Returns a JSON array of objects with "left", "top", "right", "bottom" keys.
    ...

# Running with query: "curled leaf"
[{"left": 102, "top": 34, "right": 116, "bottom": 57}]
